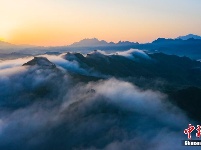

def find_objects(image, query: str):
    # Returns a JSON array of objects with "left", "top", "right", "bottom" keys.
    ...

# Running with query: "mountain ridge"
[
  {"left": 1, "top": 34, "right": 201, "bottom": 48},
  {"left": 70, "top": 38, "right": 139, "bottom": 47},
  {"left": 1, "top": 34, "right": 201, "bottom": 60},
  {"left": 176, "top": 34, "right": 201, "bottom": 40}
]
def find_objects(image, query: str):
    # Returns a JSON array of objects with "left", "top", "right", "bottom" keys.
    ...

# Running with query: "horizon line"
[{"left": 1, "top": 33, "right": 200, "bottom": 47}]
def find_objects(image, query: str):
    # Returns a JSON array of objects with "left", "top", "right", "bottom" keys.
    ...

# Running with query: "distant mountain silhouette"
[
  {"left": 1, "top": 35, "right": 201, "bottom": 59},
  {"left": 70, "top": 38, "right": 139, "bottom": 47},
  {"left": 71, "top": 38, "right": 108, "bottom": 47},
  {"left": 136, "top": 37, "right": 201, "bottom": 59},
  {"left": 68, "top": 37, "right": 201, "bottom": 59},
  {"left": 0, "top": 40, "right": 16, "bottom": 48},
  {"left": 0, "top": 40, "right": 36, "bottom": 48},
  {"left": 176, "top": 34, "right": 201, "bottom": 40},
  {"left": 0, "top": 52, "right": 32, "bottom": 60},
  {"left": 0, "top": 40, "right": 41, "bottom": 54}
]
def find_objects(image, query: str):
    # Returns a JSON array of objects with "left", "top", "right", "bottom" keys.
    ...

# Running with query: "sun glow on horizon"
[
  {"left": 0, "top": 37, "right": 4, "bottom": 41},
  {"left": 1, "top": 0, "right": 201, "bottom": 46}
]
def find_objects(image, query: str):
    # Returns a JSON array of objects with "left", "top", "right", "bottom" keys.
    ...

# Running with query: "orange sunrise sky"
[{"left": 1, "top": 0, "right": 201, "bottom": 46}]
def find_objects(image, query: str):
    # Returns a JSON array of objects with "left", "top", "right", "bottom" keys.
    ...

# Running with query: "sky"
[{"left": 0, "top": 0, "right": 201, "bottom": 46}]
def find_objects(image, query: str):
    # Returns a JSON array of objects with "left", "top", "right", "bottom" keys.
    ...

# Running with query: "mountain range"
[
  {"left": 1, "top": 34, "right": 200, "bottom": 49},
  {"left": 1, "top": 34, "right": 201, "bottom": 59},
  {"left": 70, "top": 34, "right": 201, "bottom": 47},
  {"left": 20, "top": 50, "right": 201, "bottom": 122},
  {"left": 70, "top": 38, "right": 139, "bottom": 47}
]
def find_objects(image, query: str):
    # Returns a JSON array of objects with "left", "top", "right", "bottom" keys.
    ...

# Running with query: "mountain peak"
[
  {"left": 70, "top": 38, "right": 108, "bottom": 47},
  {"left": 176, "top": 34, "right": 201, "bottom": 40},
  {"left": 23, "top": 57, "right": 56, "bottom": 68}
]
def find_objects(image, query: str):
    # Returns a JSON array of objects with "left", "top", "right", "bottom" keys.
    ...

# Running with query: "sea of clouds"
[{"left": 0, "top": 50, "right": 197, "bottom": 150}]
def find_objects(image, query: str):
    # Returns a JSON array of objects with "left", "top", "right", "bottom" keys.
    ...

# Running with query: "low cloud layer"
[
  {"left": 0, "top": 49, "right": 151, "bottom": 75},
  {"left": 0, "top": 52, "right": 197, "bottom": 150},
  {"left": 0, "top": 57, "right": 33, "bottom": 70},
  {"left": 84, "top": 49, "right": 151, "bottom": 61},
  {"left": 0, "top": 54, "right": 101, "bottom": 77},
  {"left": 115, "top": 49, "right": 151, "bottom": 60}
]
